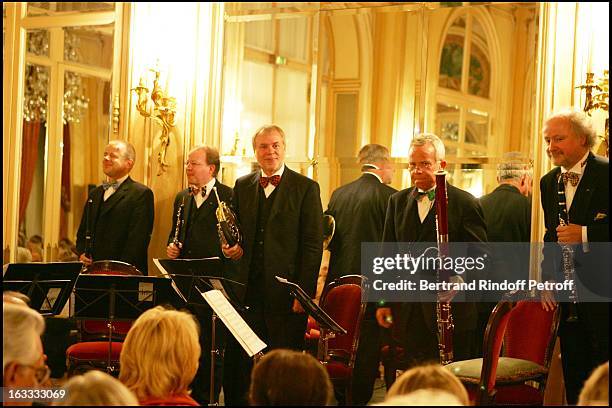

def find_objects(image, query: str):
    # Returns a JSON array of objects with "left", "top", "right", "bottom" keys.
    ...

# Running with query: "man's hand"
[
  {"left": 540, "top": 289, "right": 558, "bottom": 312},
  {"left": 556, "top": 223, "right": 582, "bottom": 244},
  {"left": 291, "top": 299, "right": 305, "bottom": 313},
  {"left": 438, "top": 288, "right": 458, "bottom": 303},
  {"left": 79, "top": 253, "right": 92, "bottom": 266},
  {"left": 222, "top": 243, "right": 243, "bottom": 260},
  {"left": 166, "top": 243, "right": 180, "bottom": 259},
  {"left": 376, "top": 307, "right": 393, "bottom": 328}
]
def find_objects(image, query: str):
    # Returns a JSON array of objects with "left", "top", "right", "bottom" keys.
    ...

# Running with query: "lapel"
[
  {"left": 88, "top": 187, "right": 105, "bottom": 233},
  {"left": 241, "top": 172, "right": 260, "bottom": 232},
  {"left": 268, "top": 166, "right": 295, "bottom": 222},
  {"left": 568, "top": 153, "right": 596, "bottom": 223},
  {"left": 99, "top": 176, "right": 131, "bottom": 217},
  {"left": 200, "top": 180, "right": 221, "bottom": 219},
  {"left": 402, "top": 189, "right": 419, "bottom": 241}
]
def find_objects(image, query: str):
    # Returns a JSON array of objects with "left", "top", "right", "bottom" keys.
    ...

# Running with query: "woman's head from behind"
[
  {"left": 249, "top": 349, "right": 333, "bottom": 406},
  {"left": 386, "top": 363, "right": 469, "bottom": 405},
  {"left": 119, "top": 306, "right": 200, "bottom": 401},
  {"left": 55, "top": 370, "right": 138, "bottom": 406}
]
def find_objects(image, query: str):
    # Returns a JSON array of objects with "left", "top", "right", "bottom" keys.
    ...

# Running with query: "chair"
[
  {"left": 66, "top": 260, "right": 141, "bottom": 376},
  {"left": 445, "top": 292, "right": 560, "bottom": 405},
  {"left": 313, "top": 275, "right": 367, "bottom": 405}
]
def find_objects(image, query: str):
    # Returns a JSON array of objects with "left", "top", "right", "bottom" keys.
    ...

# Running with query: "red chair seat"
[
  {"left": 66, "top": 341, "right": 123, "bottom": 360},
  {"left": 324, "top": 360, "right": 351, "bottom": 381}
]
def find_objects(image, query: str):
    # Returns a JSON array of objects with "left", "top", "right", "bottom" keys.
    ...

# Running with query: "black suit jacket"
[
  {"left": 326, "top": 173, "right": 397, "bottom": 283},
  {"left": 232, "top": 166, "right": 323, "bottom": 312},
  {"left": 76, "top": 176, "right": 154, "bottom": 274},
  {"left": 167, "top": 180, "right": 233, "bottom": 260},
  {"left": 382, "top": 183, "right": 488, "bottom": 334},
  {"left": 480, "top": 184, "right": 531, "bottom": 242},
  {"left": 540, "top": 152, "right": 610, "bottom": 292}
]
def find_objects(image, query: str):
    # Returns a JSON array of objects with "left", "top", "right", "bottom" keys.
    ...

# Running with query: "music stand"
[
  {"left": 154, "top": 258, "right": 245, "bottom": 406},
  {"left": 275, "top": 276, "right": 346, "bottom": 361},
  {"left": 2, "top": 262, "right": 81, "bottom": 316},
  {"left": 73, "top": 274, "right": 183, "bottom": 373}
]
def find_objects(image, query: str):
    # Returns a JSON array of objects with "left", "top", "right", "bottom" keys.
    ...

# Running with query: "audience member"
[
  {"left": 16, "top": 246, "right": 33, "bottom": 263},
  {"left": 27, "top": 235, "right": 43, "bottom": 262},
  {"left": 377, "top": 389, "right": 464, "bottom": 406},
  {"left": 249, "top": 349, "right": 333, "bottom": 406},
  {"left": 3, "top": 291, "right": 31, "bottom": 306},
  {"left": 54, "top": 370, "right": 138, "bottom": 406},
  {"left": 386, "top": 364, "right": 469, "bottom": 405},
  {"left": 3, "top": 302, "right": 50, "bottom": 405},
  {"left": 58, "top": 238, "right": 78, "bottom": 262},
  {"left": 578, "top": 361, "right": 609, "bottom": 406},
  {"left": 119, "top": 306, "right": 200, "bottom": 406}
]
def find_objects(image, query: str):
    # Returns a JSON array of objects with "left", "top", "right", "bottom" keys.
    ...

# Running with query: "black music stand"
[
  {"left": 275, "top": 276, "right": 346, "bottom": 361},
  {"left": 154, "top": 258, "right": 245, "bottom": 406},
  {"left": 73, "top": 274, "right": 183, "bottom": 373},
  {"left": 2, "top": 262, "right": 82, "bottom": 316}
]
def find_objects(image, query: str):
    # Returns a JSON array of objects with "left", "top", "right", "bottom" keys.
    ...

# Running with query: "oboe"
[
  {"left": 434, "top": 170, "right": 454, "bottom": 365},
  {"left": 172, "top": 197, "right": 185, "bottom": 249}
]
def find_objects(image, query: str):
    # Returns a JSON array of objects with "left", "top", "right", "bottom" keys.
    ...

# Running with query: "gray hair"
[
  {"left": 497, "top": 152, "right": 533, "bottom": 181},
  {"left": 108, "top": 140, "right": 136, "bottom": 162},
  {"left": 252, "top": 125, "right": 286, "bottom": 149},
  {"left": 56, "top": 370, "right": 139, "bottom": 406},
  {"left": 3, "top": 303, "right": 45, "bottom": 371},
  {"left": 545, "top": 109, "right": 597, "bottom": 149},
  {"left": 411, "top": 133, "right": 446, "bottom": 161},
  {"left": 358, "top": 144, "right": 391, "bottom": 166}
]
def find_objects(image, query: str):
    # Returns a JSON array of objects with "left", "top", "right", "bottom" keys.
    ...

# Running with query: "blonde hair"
[
  {"left": 546, "top": 109, "right": 597, "bottom": 149},
  {"left": 578, "top": 361, "right": 609, "bottom": 406},
  {"left": 55, "top": 370, "right": 138, "bottom": 406},
  {"left": 119, "top": 306, "right": 200, "bottom": 401},
  {"left": 379, "top": 389, "right": 464, "bottom": 406},
  {"left": 252, "top": 125, "right": 286, "bottom": 149},
  {"left": 386, "top": 364, "right": 469, "bottom": 405}
]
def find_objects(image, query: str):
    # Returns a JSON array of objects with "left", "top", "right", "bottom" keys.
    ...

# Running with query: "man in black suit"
[
  {"left": 477, "top": 156, "right": 532, "bottom": 352},
  {"left": 539, "top": 110, "right": 609, "bottom": 405},
  {"left": 166, "top": 145, "right": 233, "bottom": 404},
  {"left": 222, "top": 125, "right": 323, "bottom": 405},
  {"left": 377, "top": 133, "right": 488, "bottom": 367},
  {"left": 325, "top": 143, "right": 396, "bottom": 404},
  {"left": 76, "top": 140, "right": 154, "bottom": 274}
]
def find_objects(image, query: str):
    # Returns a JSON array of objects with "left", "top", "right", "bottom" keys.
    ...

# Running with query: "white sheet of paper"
[{"left": 202, "top": 289, "right": 267, "bottom": 357}]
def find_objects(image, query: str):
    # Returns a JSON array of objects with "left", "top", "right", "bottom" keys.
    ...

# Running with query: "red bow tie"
[
  {"left": 188, "top": 186, "right": 207, "bottom": 197},
  {"left": 260, "top": 175, "right": 281, "bottom": 188}
]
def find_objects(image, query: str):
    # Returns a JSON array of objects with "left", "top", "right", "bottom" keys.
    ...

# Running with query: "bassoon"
[{"left": 434, "top": 170, "right": 454, "bottom": 365}]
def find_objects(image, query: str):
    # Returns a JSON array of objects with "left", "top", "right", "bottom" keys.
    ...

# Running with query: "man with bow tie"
[
  {"left": 376, "top": 133, "right": 487, "bottom": 370},
  {"left": 540, "top": 109, "right": 609, "bottom": 404},
  {"left": 76, "top": 140, "right": 154, "bottom": 274},
  {"left": 164, "top": 145, "right": 233, "bottom": 405},
  {"left": 222, "top": 125, "right": 323, "bottom": 405}
]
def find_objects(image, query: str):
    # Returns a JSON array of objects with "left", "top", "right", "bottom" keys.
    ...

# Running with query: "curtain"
[
  {"left": 59, "top": 123, "right": 72, "bottom": 240},
  {"left": 18, "top": 121, "right": 43, "bottom": 226}
]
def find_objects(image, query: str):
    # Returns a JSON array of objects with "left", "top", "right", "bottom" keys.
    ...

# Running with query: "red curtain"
[{"left": 18, "top": 121, "right": 42, "bottom": 226}]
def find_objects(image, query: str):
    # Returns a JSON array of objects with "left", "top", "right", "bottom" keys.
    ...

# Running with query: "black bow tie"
[
  {"left": 189, "top": 186, "right": 207, "bottom": 197},
  {"left": 103, "top": 181, "right": 120, "bottom": 191}
]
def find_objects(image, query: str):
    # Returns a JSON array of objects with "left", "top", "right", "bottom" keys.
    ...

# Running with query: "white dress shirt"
[
  {"left": 261, "top": 164, "right": 285, "bottom": 198},
  {"left": 194, "top": 178, "right": 217, "bottom": 208},
  {"left": 560, "top": 150, "right": 590, "bottom": 245},
  {"left": 103, "top": 174, "right": 128, "bottom": 201}
]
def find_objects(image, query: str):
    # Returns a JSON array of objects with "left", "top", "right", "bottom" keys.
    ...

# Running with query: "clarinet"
[
  {"left": 172, "top": 197, "right": 185, "bottom": 249},
  {"left": 434, "top": 170, "right": 454, "bottom": 365},
  {"left": 558, "top": 216, "right": 579, "bottom": 322}
]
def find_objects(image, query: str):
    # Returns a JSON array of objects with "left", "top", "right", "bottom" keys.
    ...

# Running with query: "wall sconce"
[
  {"left": 576, "top": 70, "right": 609, "bottom": 156},
  {"left": 132, "top": 69, "right": 177, "bottom": 175}
]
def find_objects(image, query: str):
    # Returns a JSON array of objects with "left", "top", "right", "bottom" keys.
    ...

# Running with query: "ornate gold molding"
[{"left": 131, "top": 69, "right": 176, "bottom": 175}]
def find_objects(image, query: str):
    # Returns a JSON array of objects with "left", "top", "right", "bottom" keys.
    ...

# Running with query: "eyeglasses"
[
  {"left": 19, "top": 364, "right": 51, "bottom": 384},
  {"left": 184, "top": 161, "right": 204, "bottom": 168},
  {"left": 408, "top": 161, "right": 435, "bottom": 171}
]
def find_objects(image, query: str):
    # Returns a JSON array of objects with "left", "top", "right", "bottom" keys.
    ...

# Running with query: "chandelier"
[{"left": 23, "top": 30, "right": 89, "bottom": 124}]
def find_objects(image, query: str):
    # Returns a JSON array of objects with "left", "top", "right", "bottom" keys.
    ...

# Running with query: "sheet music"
[
  {"left": 153, "top": 258, "right": 187, "bottom": 303},
  {"left": 202, "top": 289, "right": 266, "bottom": 357}
]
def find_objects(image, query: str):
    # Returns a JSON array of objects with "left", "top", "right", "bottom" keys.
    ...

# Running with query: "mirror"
[
  {"left": 221, "top": 2, "right": 540, "bottom": 203},
  {"left": 18, "top": 17, "right": 115, "bottom": 262}
]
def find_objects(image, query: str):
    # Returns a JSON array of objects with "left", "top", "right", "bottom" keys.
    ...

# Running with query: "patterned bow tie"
[
  {"left": 561, "top": 172, "right": 580, "bottom": 187},
  {"left": 189, "top": 186, "right": 207, "bottom": 197},
  {"left": 260, "top": 175, "right": 281, "bottom": 188},
  {"left": 416, "top": 189, "right": 436, "bottom": 201},
  {"left": 102, "top": 181, "right": 119, "bottom": 191}
]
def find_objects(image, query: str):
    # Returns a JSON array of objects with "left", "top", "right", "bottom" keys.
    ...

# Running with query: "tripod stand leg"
[{"left": 210, "top": 312, "right": 217, "bottom": 406}]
